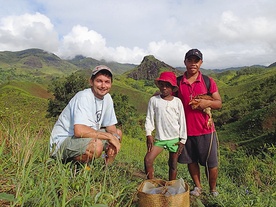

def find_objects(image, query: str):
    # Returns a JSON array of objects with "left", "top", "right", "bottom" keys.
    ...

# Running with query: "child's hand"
[
  {"left": 146, "top": 135, "right": 154, "bottom": 152},
  {"left": 175, "top": 142, "right": 185, "bottom": 155}
]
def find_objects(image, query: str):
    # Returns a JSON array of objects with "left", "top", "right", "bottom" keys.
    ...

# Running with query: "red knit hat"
[{"left": 154, "top": 71, "right": 178, "bottom": 92}]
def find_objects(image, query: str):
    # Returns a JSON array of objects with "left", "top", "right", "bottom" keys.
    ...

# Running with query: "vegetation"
[
  {"left": 46, "top": 73, "right": 90, "bottom": 118},
  {"left": 0, "top": 54, "right": 276, "bottom": 206}
]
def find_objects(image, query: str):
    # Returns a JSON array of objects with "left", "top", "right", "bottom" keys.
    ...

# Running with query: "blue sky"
[{"left": 1, "top": 0, "right": 276, "bottom": 69}]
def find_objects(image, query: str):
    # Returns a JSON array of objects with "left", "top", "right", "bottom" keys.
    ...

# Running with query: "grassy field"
[
  {"left": 1, "top": 115, "right": 275, "bottom": 207},
  {"left": 0, "top": 81, "right": 276, "bottom": 206}
]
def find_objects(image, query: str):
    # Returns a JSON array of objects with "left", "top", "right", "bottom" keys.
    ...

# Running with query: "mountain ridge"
[{"left": 1, "top": 48, "right": 274, "bottom": 77}]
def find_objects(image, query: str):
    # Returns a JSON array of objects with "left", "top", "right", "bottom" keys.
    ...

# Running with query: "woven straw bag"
[{"left": 137, "top": 179, "right": 190, "bottom": 207}]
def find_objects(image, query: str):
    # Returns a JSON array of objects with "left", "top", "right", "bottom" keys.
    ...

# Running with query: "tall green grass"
[
  {"left": 0, "top": 118, "right": 141, "bottom": 206},
  {"left": 1, "top": 117, "right": 275, "bottom": 206}
]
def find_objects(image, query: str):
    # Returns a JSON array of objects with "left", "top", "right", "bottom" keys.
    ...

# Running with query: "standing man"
[
  {"left": 177, "top": 49, "right": 222, "bottom": 196},
  {"left": 50, "top": 65, "right": 122, "bottom": 165}
]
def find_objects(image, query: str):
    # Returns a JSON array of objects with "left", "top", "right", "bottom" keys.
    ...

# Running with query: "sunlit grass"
[
  {"left": 1, "top": 117, "right": 276, "bottom": 206},
  {"left": 0, "top": 119, "right": 141, "bottom": 206}
]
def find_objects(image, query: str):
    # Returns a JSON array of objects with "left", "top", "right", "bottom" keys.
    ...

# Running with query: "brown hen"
[{"left": 189, "top": 95, "right": 214, "bottom": 128}]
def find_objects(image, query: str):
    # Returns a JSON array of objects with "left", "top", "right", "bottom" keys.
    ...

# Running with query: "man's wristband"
[{"left": 113, "top": 133, "right": 121, "bottom": 140}]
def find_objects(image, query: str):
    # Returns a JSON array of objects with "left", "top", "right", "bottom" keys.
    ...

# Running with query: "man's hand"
[
  {"left": 105, "top": 143, "right": 117, "bottom": 164},
  {"left": 104, "top": 133, "right": 121, "bottom": 165},
  {"left": 97, "top": 131, "right": 121, "bottom": 154},
  {"left": 189, "top": 98, "right": 212, "bottom": 110}
]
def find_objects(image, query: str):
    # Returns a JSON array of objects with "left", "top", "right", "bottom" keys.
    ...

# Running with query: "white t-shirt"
[
  {"left": 50, "top": 88, "right": 117, "bottom": 153},
  {"left": 145, "top": 95, "right": 187, "bottom": 144}
]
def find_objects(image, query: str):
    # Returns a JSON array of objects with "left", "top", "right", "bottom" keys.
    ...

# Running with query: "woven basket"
[{"left": 137, "top": 179, "right": 190, "bottom": 207}]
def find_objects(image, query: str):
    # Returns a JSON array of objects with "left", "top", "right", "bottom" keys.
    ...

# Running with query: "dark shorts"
[{"left": 178, "top": 132, "right": 218, "bottom": 168}]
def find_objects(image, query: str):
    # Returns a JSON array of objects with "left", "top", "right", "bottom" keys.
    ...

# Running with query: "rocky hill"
[
  {"left": 126, "top": 55, "right": 183, "bottom": 80},
  {"left": 268, "top": 62, "right": 276, "bottom": 68}
]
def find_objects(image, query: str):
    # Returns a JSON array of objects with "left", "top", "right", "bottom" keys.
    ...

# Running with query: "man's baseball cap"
[
  {"left": 91, "top": 65, "right": 113, "bottom": 77},
  {"left": 185, "top": 49, "right": 203, "bottom": 60}
]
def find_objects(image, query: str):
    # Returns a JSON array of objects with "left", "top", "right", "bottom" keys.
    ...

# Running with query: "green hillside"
[
  {"left": 0, "top": 82, "right": 52, "bottom": 129},
  {"left": 111, "top": 82, "right": 150, "bottom": 114},
  {"left": 214, "top": 66, "right": 276, "bottom": 98},
  {"left": 1, "top": 81, "right": 52, "bottom": 99},
  {"left": 208, "top": 66, "right": 276, "bottom": 152},
  {"left": 68, "top": 55, "right": 136, "bottom": 74},
  {"left": 0, "top": 49, "right": 78, "bottom": 76}
]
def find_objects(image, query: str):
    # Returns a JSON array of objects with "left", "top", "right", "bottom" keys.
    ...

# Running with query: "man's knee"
[{"left": 85, "top": 139, "right": 104, "bottom": 159}]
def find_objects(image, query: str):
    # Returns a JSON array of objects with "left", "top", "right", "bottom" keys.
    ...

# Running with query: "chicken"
[{"left": 189, "top": 94, "right": 214, "bottom": 128}]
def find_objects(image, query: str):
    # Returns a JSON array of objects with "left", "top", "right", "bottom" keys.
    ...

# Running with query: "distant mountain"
[
  {"left": 67, "top": 55, "right": 136, "bottom": 74},
  {"left": 0, "top": 48, "right": 274, "bottom": 84},
  {"left": 211, "top": 65, "right": 266, "bottom": 73},
  {"left": 0, "top": 49, "right": 136, "bottom": 77},
  {"left": 67, "top": 55, "right": 101, "bottom": 69},
  {"left": 0, "top": 48, "right": 79, "bottom": 78},
  {"left": 126, "top": 55, "right": 183, "bottom": 80},
  {"left": 268, "top": 62, "right": 276, "bottom": 68},
  {"left": 0, "top": 48, "right": 79, "bottom": 72}
]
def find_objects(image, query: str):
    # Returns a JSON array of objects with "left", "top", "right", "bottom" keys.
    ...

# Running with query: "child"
[{"left": 144, "top": 71, "right": 187, "bottom": 181}]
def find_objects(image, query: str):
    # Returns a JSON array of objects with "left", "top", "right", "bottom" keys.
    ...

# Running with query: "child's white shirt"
[{"left": 145, "top": 95, "right": 187, "bottom": 144}]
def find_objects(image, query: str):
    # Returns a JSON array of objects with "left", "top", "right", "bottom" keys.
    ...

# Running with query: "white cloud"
[
  {"left": 58, "top": 25, "right": 147, "bottom": 64},
  {"left": 58, "top": 25, "right": 107, "bottom": 59},
  {"left": 0, "top": 13, "right": 58, "bottom": 52},
  {"left": 147, "top": 40, "right": 190, "bottom": 66}
]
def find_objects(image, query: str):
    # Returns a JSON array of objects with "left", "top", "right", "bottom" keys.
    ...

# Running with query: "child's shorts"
[{"left": 154, "top": 138, "right": 180, "bottom": 153}]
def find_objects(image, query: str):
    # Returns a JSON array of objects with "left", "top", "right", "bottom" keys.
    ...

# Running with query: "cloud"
[
  {"left": 58, "top": 25, "right": 194, "bottom": 67},
  {"left": 0, "top": 13, "right": 59, "bottom": 52},
  {"left": 58, "top": 25, "right": 107, "bottom": 59},
  {"left": 147, "top": 40, "right": 190, "bottom": 66},
  {"left": 57, "top": 25, "right": 148, "bottom": 64}
]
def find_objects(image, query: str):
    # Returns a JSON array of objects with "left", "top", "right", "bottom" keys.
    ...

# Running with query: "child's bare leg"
[
  {"left": 168, "top": 152, "right": 179, "bottom": 180},
  {"left": 144, "top": 146, "right": 163, "bottom": 179}
]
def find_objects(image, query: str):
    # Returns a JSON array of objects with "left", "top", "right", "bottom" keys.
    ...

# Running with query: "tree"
[
  {"left": 47, "top": 73, "right": 89, "bottom": 118},
  {"left": 111, "top": 93, "right": 145, "bottom": 139}
]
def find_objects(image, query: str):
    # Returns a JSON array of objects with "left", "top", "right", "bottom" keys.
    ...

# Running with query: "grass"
[
  {"left": 1, "top": 116, "right": 275, "bottom": 206},
  {"left": 0, "top": 118, "right": 138, "bottom": 207}
]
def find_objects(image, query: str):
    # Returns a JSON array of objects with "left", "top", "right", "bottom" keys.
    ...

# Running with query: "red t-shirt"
[{"left": 177, "top": 71, "right": 218, "bottom": 136}]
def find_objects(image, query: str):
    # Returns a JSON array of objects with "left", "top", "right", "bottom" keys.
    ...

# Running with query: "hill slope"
[
  {"left": 212, "top": 66, "right": 276, "bottom": 150},
  {"left": 68, "top": 55, "right": 136, "bottom": 74},
  {"left": 0, "top": 81, "right": 51, "bottom": 127},
  {"left": 126, "top": 55, "right": 183, "bottom": 80}
]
